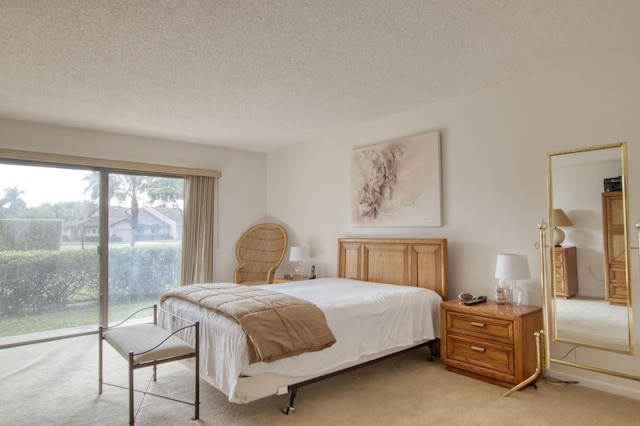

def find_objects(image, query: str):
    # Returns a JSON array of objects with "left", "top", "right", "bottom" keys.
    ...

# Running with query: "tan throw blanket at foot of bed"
[{"left": 160, "top": 283, "right": 336, "bottom": 364}]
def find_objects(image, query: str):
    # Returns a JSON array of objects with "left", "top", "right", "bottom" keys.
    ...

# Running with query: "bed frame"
[
  {"left": 204, "top": 238, "right": 448, "bottom": 411},
  {"left": 278, "top": 237, "right": 448, "bottom": 413}
]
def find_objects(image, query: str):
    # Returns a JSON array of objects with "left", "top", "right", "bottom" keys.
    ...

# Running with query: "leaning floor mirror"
[{"left": 541, "top": 142, "right": 638, "bottom": 379}]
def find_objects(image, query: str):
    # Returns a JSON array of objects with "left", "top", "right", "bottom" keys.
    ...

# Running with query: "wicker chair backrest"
[{"left": 233, "top": 223, "right": 288, "bottom": 284}]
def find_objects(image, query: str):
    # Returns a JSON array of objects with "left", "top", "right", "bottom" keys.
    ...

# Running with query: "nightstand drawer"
[
  {"left": 554, "top": 265, "right": 565, "bottom": 278},
  {"left": 446, "top": 311, "right": 514, "bottom": 345},
  {"left": 554, "top": 251, "right": 564, "bottom": 263},
  {"left": 446, "top": 336, "right": 515, "bottom": 375},
  {"left": 445, "top": 334, "right": 514, "bottom": 376}
]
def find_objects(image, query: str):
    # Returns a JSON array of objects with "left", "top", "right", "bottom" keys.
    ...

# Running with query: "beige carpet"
[
  {"left": 555, "top": 298, "right": 630, "bottom": 351},
  {"left": 1, "top": 335, "right": 638, "bottom": 426}
]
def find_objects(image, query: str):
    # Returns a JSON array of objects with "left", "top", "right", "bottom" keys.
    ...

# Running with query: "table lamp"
[
  {"left": 552, "top": 209, "right": 573, "bottom": 247},
  {"left": 495, "top": 253, "right": 531, "bottom": 305},
  {"left": 289, "top": 246, "right": 307, "bottom": 278}
]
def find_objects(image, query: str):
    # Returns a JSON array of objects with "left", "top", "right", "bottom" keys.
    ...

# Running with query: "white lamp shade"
[
  {"left": 494, "top": 253, "right": 530, "bottom": 280},
  {"left": 289, "top": 246, "right": 308, "bottom": 262}
]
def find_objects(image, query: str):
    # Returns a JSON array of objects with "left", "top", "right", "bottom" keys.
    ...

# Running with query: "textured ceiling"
[{"left": 1, "top": 1, "right": 640, "bottom": 153}]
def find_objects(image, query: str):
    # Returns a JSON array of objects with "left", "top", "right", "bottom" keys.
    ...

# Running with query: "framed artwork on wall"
[{"left": 350, "top": 130, "right": 441, "bottom": 227}]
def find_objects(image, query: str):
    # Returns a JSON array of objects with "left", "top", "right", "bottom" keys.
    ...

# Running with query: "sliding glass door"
[
  {"left": 0, "top": 164, "right": 100, "bottom": 345},
  {"left": 106, "top": 174, "right": 184, "bottom": 324},
  {"left": 0, "top": 164, "right": 184, "bottom": 346}
]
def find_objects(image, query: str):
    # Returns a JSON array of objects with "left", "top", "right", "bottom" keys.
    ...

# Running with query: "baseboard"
[{"left": 546, "top": 370, "right": 640, "bottom": 400}]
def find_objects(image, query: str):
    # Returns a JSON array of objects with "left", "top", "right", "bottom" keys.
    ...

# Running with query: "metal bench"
[{"left": 98, "top": 305, "right": 199, "bottom": 425}]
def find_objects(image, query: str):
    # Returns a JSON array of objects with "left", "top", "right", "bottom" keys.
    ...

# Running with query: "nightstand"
[
  {"left": 273, "top": 276, "right": 309, "bottom": 283},
  {"left": 554, "top": 246, "right": 578, "bottom": 298},
  {"left": 440, "top": 299, "right": 543, "bottom": 388}
]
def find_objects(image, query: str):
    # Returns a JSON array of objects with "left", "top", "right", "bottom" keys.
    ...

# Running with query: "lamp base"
[
  {"left": 553, "top": 227, "right": 565, "bottom": 247},
  {"left": 512, "top": 282, "right": 523, "bottom": 306},
  {"left": 293, "top": 263, "right": 305, "bottom": 278}
]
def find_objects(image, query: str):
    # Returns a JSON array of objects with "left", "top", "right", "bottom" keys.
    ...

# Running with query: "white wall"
[
  {"left": 0, "top": 118, "right": 268, "bottom": 282},
  {"left": 267, "top": 47, "right": 640, "bottom": 397}
]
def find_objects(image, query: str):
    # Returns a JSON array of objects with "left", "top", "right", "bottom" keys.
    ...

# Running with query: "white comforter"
[{"left": 159, "top": 277, "right": 442, "bottom": 402}]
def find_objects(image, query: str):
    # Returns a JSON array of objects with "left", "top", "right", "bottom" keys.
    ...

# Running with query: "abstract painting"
[{"left": 350, "top": 131, "right": 441, "bottom": 227}]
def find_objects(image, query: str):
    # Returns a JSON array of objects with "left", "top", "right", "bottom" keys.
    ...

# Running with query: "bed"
[{"left": 159, "top": 237, "right": 448, "bottom": 412}]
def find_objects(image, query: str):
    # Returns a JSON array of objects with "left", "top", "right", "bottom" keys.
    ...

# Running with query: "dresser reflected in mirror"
[{"left": 547, "top": 143, "right": 633, "bottom": 354}]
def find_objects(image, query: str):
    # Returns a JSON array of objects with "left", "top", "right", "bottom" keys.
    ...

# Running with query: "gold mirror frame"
[{"left": 541, "top": 142, "right": 640, "bottom": 381}]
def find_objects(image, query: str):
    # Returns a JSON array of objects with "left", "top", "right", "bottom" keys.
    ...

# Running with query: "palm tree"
[
  {"left": 112, "top": 175, "right": 148, "bottom": 246},
  {"left": 83, "top": 172, "right": 148, "bottom": 246},
  {"left": 146, "top": 177, "right": 184, "bottom": 217},
  {"left": 0, "top": 185, "right": 27, "bottom": 211},
  {"left": 82, "top": 172, "right": 118, "bottom": 201}
]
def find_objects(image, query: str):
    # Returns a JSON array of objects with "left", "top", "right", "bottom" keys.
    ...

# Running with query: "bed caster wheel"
[
  {"left": 427, "top": 355, "right": 435, "bottom": 362},
  {"left": 284, "top": 406, "right": 294, "bottom": 415}
]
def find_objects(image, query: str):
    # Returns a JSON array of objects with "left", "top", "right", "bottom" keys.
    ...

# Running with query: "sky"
[{"left": 0, "top": 164, "right": 93, "bottom": 207}]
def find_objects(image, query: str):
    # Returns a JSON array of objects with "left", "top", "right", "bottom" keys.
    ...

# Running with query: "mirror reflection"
[{"left": 548, "top": 143, "right": 633, "bottom": 353}]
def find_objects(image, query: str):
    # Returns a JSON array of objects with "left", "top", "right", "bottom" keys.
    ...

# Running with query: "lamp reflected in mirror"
[{"left": 552, "top": 208, "right": 573, "bottom": 247}]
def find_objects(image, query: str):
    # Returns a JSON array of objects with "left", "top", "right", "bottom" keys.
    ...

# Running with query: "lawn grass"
[{"left": 0, "top": 301, "right": 154, "bottom": 338}]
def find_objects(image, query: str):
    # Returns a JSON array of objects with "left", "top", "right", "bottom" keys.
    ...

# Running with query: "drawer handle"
[
  {"left": 470, "top": 346, "right": 486, "bottom": 353},
  {"left": 470, "top": 321, "right": 486, "bottom": 328}
]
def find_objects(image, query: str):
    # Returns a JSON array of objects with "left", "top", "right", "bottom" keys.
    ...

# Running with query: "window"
[
  {"left": 0, "top": 164, "right": 185, "bottom": 345},
  {"left": 0, "top": 150, "right": 219, "bottom": 348}
]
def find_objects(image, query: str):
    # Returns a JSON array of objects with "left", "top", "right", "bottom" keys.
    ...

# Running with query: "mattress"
[{"left": 159, "top": 277, "right": 442, "bottom": 403}]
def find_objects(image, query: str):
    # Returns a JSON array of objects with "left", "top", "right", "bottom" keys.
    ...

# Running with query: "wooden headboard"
[{"left": 337, "top": 238, "right": 448, "bottom": 300}]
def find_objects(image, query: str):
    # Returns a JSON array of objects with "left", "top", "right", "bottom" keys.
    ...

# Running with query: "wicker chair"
[{"left": 233, "top": 223, "right": 288, "bottom": 285}]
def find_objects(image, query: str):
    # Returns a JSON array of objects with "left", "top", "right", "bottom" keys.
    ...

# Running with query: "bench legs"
[
  {"left": 98, "top": 326, "right": 103, "bottom": 395},
  {"left": 98, "top": 308, "right": 199, "bottom": 425},
  {"left": 129, "top": 353, "right": 135, "bottom": 425}
]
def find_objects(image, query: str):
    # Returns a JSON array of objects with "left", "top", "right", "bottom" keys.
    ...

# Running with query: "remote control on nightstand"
[{"left": 463, "top": 296, "right": 487, "bottom": 305}]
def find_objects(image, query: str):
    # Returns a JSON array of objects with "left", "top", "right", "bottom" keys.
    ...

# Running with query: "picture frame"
[{"left": 350, "top": 130, "right": 441, "bottom": 227}]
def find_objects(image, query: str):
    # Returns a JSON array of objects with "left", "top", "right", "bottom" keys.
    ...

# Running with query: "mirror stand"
[
  {"left": 502, "top": 220, "right": 549, "bottom": 397},
  {"left": 507, "top": 142, "right": 640, "bottom": 395},
  {"left": 538, "top": 218, "right": 640, "bottom": 383}
]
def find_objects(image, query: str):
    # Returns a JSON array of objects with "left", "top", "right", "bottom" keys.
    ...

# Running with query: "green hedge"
[
  {"left": 0, "top": 245, "right": 181, "bottom": 317},
  {"left": 0, "top": 219, "right": 62, "bottom": 251},
  {"left": 0, "top": 250, "right": 97, "bottom": 316},
  {"left": 108, "top": 245, "right": 181, "bottom": 303}
]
